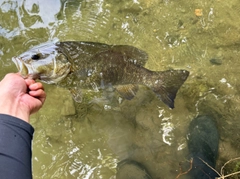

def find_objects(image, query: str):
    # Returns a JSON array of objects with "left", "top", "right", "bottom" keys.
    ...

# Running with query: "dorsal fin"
[
  {"left": 57, "top": 41, "right": 148, "bottom": 67},
  {"left": 111, "top": 45, "right": 148, "bottom": 66}
]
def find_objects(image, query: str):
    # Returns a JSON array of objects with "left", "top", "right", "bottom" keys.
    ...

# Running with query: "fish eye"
[{"left": 31, "top": 54, "right": 41, "bottom": 60}]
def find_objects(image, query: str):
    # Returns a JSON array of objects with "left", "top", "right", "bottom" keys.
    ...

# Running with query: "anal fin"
[
  {"left": 115, "top": 84, "right": 139, "bottom": 100},
  {"left": 69, "top": 87, "right": 83, "bottom": 103}
]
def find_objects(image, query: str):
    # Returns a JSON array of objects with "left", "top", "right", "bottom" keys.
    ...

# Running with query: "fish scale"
[{"left": 12, "top": 41, "right": 189, "bottom": 108}]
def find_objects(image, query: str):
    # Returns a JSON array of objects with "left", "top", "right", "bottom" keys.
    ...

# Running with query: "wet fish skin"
[
  {"left": 12, "top": 41, "right": 189, "bottom": 108},
  {"left": 57, "top": 41, "right": 150, "bottom": 88},
  {"left": 57, "top": 42, "right": 189, "bottom": 108}
]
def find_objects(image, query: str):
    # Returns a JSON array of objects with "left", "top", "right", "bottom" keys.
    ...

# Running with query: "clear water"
[{"left": 1, "top": 0, "right": 240, "bottom": 178}]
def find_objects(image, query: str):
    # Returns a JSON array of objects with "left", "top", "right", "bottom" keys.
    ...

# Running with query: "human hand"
[{"left": 0, "top": 73, "right": 46, "bottom": 123}]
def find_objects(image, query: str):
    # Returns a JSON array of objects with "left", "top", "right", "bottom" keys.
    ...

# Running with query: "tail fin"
[{"left": 151, "top": 70, "right": 189, "bottom": 108}]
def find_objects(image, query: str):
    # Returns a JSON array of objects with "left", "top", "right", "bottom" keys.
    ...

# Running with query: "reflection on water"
[
  {"left": 1, "top": 0, "right": 240, "bottom": 178},
  {"left": 0, "top": 0, "right": 61, "bottom": 39}
]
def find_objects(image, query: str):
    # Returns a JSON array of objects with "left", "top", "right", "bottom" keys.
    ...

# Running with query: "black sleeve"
[{"left": 0, "top": 114, "right": 34, "bottom": 179}]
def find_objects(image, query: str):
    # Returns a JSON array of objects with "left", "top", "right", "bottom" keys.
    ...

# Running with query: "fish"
[{"left": 12, "top": 40, "right": 189, "bottom": 108}]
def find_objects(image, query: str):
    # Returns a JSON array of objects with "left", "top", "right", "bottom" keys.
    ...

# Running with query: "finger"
[
  {"left": 29, "top": 88, "right": 45, "bottom": 97},
  {"left": 25, "top": 79, "right": 36, "bottom": 86},
  {"left": 29, "top": 82, "right": 44, "bottom": 91},
  {"left": 29, "top": 89, "right": 46, "bottom": 104}
]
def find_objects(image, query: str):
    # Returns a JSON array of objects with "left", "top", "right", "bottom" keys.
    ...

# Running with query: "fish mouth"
[{"left": 12, "top": 57, "right": 29, "bottom": 77}]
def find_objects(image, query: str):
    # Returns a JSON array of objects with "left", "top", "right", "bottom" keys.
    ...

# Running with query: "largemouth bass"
[{"left": 12, "top": 41, "right": 189, "bottom": 108}]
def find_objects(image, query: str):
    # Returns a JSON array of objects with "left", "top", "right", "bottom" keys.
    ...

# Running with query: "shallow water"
[{"left": 1, "top": 0, "right": 240, "bottom": 178}]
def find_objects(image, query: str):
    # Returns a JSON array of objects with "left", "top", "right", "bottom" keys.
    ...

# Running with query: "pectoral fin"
[{"left": 115, "top": 84, "right": 139, "bottom": 100}]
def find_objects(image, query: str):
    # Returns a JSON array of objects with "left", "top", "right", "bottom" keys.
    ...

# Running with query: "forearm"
[{"left": 0, "top": 114, "right": 34, "bottom": 179}]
